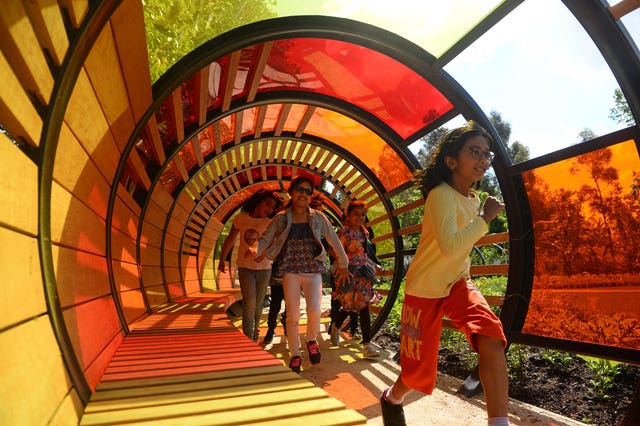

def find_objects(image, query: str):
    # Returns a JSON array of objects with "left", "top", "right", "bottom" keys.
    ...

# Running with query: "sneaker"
[
  {"left": 289, "top": 356, "right": 302, "bottom": 374},
  {"left": 306, "top": 340, "right": 321, "bottom": 364},
  {"left": 363, "top": 343, "right": 381, "bottom": 358},
  {"left": 330, "top": 323, "right": 340, "bottom": 346},
  {"left": 262, "top": 328, "right": 274, "bottom": 344},
  {"left": 380, "top": 390, "right": 406, "bottom": 426}
]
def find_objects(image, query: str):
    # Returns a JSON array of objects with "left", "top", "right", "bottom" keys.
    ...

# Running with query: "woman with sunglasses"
[{"left": 257, "top": 175, "right": 350, "bottom": 373}]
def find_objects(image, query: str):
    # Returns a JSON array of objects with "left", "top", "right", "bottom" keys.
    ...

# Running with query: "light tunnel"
[{"left": 1, "top": 0, "right": 640, "bottom": 423}]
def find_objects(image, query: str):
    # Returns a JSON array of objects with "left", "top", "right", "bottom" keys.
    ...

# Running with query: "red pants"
[{"left": 399, "top": 277, "right": 506, "bottom": 395}]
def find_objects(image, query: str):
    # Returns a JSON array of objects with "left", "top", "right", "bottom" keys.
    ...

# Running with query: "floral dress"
[{"left": 333, "top": 227, "right": 379, "bottom": 312}]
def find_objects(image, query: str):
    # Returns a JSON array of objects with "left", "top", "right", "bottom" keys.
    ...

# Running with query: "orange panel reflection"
[
  {"left": 305, "top": 108, "right": 413, "bottom": 189},
  {"left": 522, "top": 140, "right": 640, "bottom": 350}
]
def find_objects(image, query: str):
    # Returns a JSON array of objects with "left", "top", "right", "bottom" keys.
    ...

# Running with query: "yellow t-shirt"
[{"left": 405, "top": 182, "right": 488, "bottom": 298}]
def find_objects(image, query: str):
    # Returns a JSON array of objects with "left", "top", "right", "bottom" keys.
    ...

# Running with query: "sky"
[{"left": 443, "top": 0, "right": 640, "bottom": 158}]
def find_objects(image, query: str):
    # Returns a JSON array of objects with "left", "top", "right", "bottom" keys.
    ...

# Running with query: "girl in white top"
[
  {"left": 218, "top": 189, "right": 283, "bottom": 341},
  {"left": 380, "top": 121, "right": 509, "bottom": 426}
]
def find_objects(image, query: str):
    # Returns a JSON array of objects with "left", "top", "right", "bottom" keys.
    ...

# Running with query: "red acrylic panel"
[
  {"left": 179, "top": 142, "right": 197, "bottom": 173},
  {"left": 254, "top": 38, "right": 453, "bottom": 139},
  {"left": 155, "top": 97, "right": 176, "bottom": 148},
  {"left": 521, "top": 140, "right": 640, "bottom": 350},
  {"left": 158, "top": 160, "right": 182, "bottom": 195}
]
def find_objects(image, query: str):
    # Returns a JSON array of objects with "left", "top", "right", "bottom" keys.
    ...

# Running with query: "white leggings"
[{"left": 282, "top": 272, "right": 323, "bottom": 356}]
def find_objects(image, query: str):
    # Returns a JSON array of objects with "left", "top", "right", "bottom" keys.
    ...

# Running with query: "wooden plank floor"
[{"left": 81, "top": 292, "right": 366, "bottom": 425}]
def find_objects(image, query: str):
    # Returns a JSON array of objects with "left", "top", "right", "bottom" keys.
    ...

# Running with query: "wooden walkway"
[{"left": 80, "top": 292, "right": 366, "bottom": 425}]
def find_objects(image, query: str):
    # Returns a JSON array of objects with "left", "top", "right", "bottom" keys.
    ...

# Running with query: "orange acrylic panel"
[{"left": 521, "top": 140, "right": 640, "bottom": 350}]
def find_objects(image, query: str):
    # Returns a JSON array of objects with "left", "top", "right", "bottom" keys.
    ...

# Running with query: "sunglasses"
[
  {"left": 467, "top": 147, "right": 495, "bottom": 163},
  {"left": 294, "top": 186, "right": 313, "bottom": 195}
]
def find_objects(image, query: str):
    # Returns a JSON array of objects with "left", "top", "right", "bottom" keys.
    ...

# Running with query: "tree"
[
  {"left": 578, "top": 128, "right": 597, "bottom": 142},
  {"left": 609, "top": 88, "right": 635, "bottom": 126},
  {"left": 489, "top": 110, "right": 529, "bottom": 164},
  {"left": 415, "top": 127, "right": 446, "bottom": 167},
  {"left": 143, "top": 0, "right": 277, "bottom": 81}
]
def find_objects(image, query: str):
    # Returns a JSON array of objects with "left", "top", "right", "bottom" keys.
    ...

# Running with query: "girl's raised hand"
[{"left": 481, "top": 196, "right": 505, "bottom": 223}]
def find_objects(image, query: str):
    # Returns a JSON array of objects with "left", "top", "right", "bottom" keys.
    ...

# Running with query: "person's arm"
[
  {"left": 218, "top": 225, "right": 239, "bottom": 272},
  {"left": 321, "top": 216, "right": 351, "bottom": 284},
  {"left": 427, "top": 189, "right": 488, "bottom": 258},
  {"left": 255, "top": 213, "right": 281, "bottom": 262}
]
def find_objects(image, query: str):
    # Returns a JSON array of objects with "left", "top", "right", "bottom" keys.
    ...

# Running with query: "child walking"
[
  {"left": 218, "top": 189, "right": 282, "bottom": 341},
  {"left": 331, "top": 200, "right": 381, "bottom": 358},
  {"left": 380, "top": 121, "right": 509, "bottom": 426},
  {"left": 257, "top": 175, "right": 350, "bottom": 373}
]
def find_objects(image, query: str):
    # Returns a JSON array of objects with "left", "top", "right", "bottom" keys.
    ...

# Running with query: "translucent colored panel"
[
  {"left": 158, "top": 161, "right": 181, "bottom": 195},
  {"left": 155, "top": 97, "right": 176, "bottom": 147},
  {"left": 213, "top": 179, "right": 286, "bottom": 221},
  {"left": 445, "top": 1, "right": 628, "bottom": 160},
  {"left": 305, "top": 108, "right": 413, "bottom": 190},
  {"left": 218, "top": 115, "right": 234, "bottom": 145},
  {"left": 240, "top": 107, "right": 258, "bottom": 137},
  {"left": 258, "top": 38, "right": 452, "bottom": 139},
  {"left": 179, "top": 143, "right": 197, "bottom": 173},
  {"left": 521, "top": 140, "right": 640, "bottom": 350},
  {"left": 270, "top": 0, "right": 503, "bottom": 58},
  {"left": 196, "top": 128, "right": 214, "bottom": 158}
]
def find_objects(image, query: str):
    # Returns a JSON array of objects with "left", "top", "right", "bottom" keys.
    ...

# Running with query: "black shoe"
[
  {"left": 262, "top": 328, "right": 274, "bottom": 344},
  {"left": 380, "top": 390, "right": 406, "bottom": 426},
  {"left": 289, "top": 356, "right": 302, "bottom": 374},
  {"left": 306, "top": 340, "right": 321, "bottom": 364}
]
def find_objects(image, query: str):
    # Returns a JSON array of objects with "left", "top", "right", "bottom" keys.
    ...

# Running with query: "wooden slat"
[
  {"left": 484, "top": 295, "right": 504, "bottom": 306},
  {"left": 0, "top": 228, "right": 45, "bottom": 329},
  {"left": 23, "top": 0, "right": 69, "bottom": 67},
  {"left": 610, "top": 0, "right": 640, "bottom": 19},
  {"left": 0, "top": 317, "right": 79, "bottom": 425},
  {"left": 111, "top": 0, "right": 153, "bottom": 122},
  {"left": 392, "top": 198, "right": 424, "bottom": 216},
  {"left": 247, "top": 42, "right": 273, "bottom": 102},
  {"left": 222, "top": 50, "right": 241, "bottom": 111},
  {"left": 0, "top": 1, "right": 53, "bottom": 106},
  {"left": 296, "top": 105, "right": 316, "bottom": 137},
  {"left": 476, "top": 232, "right": 509, "bottom": 246},
  {"left": 172, "top": 87, "right": 185, "bottom": 141},
  {"left": 145, "top": 116, "right": 166, "bottom": 164},
  {"left": 470, "top": 264, "right": 509, "bottom": 276},
  {"left": 0, "top": 134, "right": 38, "bottom": 233},
  {"left": 0, "top": 44, "right": 43, "bottom": 147},
  {"left": 59, "top": 0, "right": 89, "bottom": 29},
  {"left": 54, "top": 124, "right": 111, "bottom": 219},
  {"left": 65, "top": 68, "right": 120, "bottom": 181},
  {"left": 82, "top": 295, "right": 365, "bottom": 425}
]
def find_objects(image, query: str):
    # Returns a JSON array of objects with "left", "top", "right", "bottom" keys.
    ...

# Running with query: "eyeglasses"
[
  {"left": 294, "top": 186, "right": 313, "bottom": 195},
  {"left": 467, "top": 147, "right": 495, "bottom": 163}
]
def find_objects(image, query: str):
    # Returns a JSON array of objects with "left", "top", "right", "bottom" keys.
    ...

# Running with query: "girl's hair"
[
  {"left": 241, "top": 189, "right": 283, "bottom": 214},
  {"left": 414, "top": 120, "right": 493, "bottom": 194},
  {"left": 287, "top": 175, "right": 315, "bottom": 195}
]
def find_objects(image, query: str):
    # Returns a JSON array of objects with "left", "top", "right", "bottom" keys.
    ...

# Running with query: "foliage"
[
  {"left": 541, "top": 348, "right": 573, "bottom": 368},
  {"left": 609, "top": 88, "right": 635, "bottom": 126},
  {"left": 506, "top": 344, "right": 529, "bottom": 383},
  {"left": 490, "top": 110, "right": 530, "bottom": 165},
  {"left": 143, "top": 0, "right": 277, "bottom": 81},
  {"left": 585, "top": 358, "right": 622, "bottom": 400},
  {"left": 440, "top": 328, "right": 478, "bottom": 370}
]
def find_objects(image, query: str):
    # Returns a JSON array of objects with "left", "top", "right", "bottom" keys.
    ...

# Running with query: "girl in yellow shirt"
[{"left": 380, "top": 121, "right": 509, "bottom": 426}]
